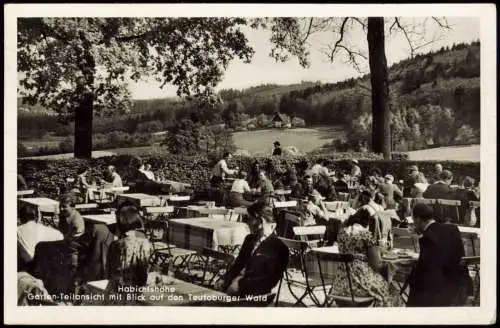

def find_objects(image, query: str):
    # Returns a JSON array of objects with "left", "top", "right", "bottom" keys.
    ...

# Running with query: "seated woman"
[
  {"left": 247, "top": 160, "right": 262, "bottom": 190},
  {"left": 228, "top": 171, "right": 255, "bottom": 208},
  {"left": 298, "top": 190, "right": 342, "bottom": 246},
  {"left": 330, "top": 209, "right": 404, "bottom": 307},
  {"left": 104, "top": 203, "right": 152, "bottom": 305}
]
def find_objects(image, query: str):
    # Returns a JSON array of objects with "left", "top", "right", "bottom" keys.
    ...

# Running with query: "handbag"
[{"left": 463, "top": 205, "right": 478, "bottom": 227}]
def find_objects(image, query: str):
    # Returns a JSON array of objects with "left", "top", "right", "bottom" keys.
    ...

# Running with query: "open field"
[
  {"left": 18, "top": 126, "right": 480, "bottom": 162},
  {"left": 20, "top": 136, "right": 65, "bottom": 149},
  {"left": 232, "top": 126, "right": 346, "bottom": 155}
]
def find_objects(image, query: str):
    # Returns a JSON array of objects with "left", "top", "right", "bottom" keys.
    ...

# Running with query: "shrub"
[
  {"left": 18, "top": 154, "right": 479, "bottom": 201},
  {"left": 58, "top": 137, "right": 74, "bottom": 153}
]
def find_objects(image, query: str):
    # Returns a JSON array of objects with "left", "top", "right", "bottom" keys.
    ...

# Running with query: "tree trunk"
[
  {"left": 367, "top": 17, "right": 391, "bottom": 159},
  {"left": 74, "top": 90, "right": 93, "bottom": 159}
]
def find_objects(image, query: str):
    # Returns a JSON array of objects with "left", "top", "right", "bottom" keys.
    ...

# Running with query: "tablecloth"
[
  {"left": 116, "top": 193, "right": 161, "bottom": 208},
  {"left": 168, "top": 217, "right": 250, "bottom": 252},
  {"left": 19, "top": 197, "right": 60, "bottom": 214}
]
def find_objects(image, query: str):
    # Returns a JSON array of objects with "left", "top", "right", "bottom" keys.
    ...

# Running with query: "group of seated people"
[
  {"left": 17, "top": 191, "right": 157, "bottom": 305},
  {"left": 212, "top": 152, "right": 480, "bottom": 228},
  {"left": 17, "top": 184, "right": 474, "bottom": 308}
]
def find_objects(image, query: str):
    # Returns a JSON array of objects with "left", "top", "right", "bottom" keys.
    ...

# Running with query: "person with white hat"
[
  {"left": 350, "top": 159, "right": 362, "bottom": 181},
  {"left": 379, "top": 174, "right": 403, "bottom": 210}
]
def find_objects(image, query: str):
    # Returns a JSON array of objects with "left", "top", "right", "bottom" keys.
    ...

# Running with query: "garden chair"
[
  {"left": 276, "top": 237, "right": 325, "bottom": 307},
  {"left": 437, "top": 199, "right": 461, "bottom": 224},
  {"left": 200, "top": 247, "right": 235, "bottom": 288},
  {"left": 280, "top": 210, "right": 302, "bottom": 239},
  {"left": 460, "top": 229, "right": 480, "bottom": 257},
  {"left": 39, "top": 210, "right": 59, "bottom": 229},
  {"left": 272, "top": 200, "right": 298, "bottom": 209},
  {"left": 147, "top": 213, "right": 197, "bottom": 277},
  {"left": 315, "top": 252, "right": 375, "bottom": 307},
  {"left": 392, "top": 227, "right": 419, "bottom": 252},
  {"left": 324, "top": 201, "right": 349, "bottom": 212},
  {"left": 460, "top": 256, "right": 480, "bottom": 306},
  {"left": 142, "top": 206, "right": 175, "bottom": 251},
  {"left": 293, "top": 225, "right": 326, "bottom": 249}
]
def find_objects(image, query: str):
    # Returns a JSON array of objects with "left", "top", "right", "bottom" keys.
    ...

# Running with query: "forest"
[{"left": 18, "top": 41, "right": 480, "bottom": 155}]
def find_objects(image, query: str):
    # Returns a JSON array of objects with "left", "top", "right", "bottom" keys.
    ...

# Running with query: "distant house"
[
  {"left": 291, "top": 117, "right": 306, "bottom": 128},
  {"left": 271, "top": 113, "right": 290, "bottom": 128}
]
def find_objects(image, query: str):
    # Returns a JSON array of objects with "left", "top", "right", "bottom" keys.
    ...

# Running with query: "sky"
[{"left": 131, "top": 17, "right": 480, "bottom": 99}]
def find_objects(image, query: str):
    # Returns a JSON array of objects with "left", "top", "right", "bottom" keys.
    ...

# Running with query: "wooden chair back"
[{"left": 293, "top": 225, "right": 326, "bottom": 248}]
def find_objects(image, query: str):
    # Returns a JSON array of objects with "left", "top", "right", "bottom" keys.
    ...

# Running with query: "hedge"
[{"left": 18, "top": 153, "right": 480, "bottom": 201}]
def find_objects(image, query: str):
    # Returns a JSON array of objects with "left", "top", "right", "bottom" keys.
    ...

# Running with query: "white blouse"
[{"left": 230, "top": 179, "right": 251, "bottom": 194}]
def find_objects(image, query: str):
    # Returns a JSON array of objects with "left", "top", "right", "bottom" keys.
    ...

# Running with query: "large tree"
[
  {"left": 18, "top": 18, "right": 254, "bottom": 158},
  {"left": 254, "top": 17, "right": 450, "bottom": 158}
]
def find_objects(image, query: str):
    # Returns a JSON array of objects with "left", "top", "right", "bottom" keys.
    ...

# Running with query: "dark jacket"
[
  {"left": 407, "top": 222, "right": 472, "bottom": 307},
  {"left": 80, "top": 223, "right": 115, "bottom": 282},
  {"left": 379, "top": 183, "right": 403, "bottom": 209},
  {"left": 332, "top": 180, "right": 349, "bottom": 194},
  {"left": 223, "top": 234, "right": 289, "bottom": 296},
  {"left": 423, "top": 182, "right": 453, "bottom": 200}
]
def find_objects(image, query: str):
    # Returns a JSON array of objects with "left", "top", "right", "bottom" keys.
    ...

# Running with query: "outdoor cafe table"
[
  {"left": 82, "top": 213, "right": 117, "bottom": 226},
  {"left": 18, "top": 197, "right": 59, "bottom": 218},
  {"left": 168, "top": 217, "right": 250, "bottom": 253},
  {"left": 116, "top": 193, "right": 161, "bottom": 208},
  {"left": 80, "top": 275, "right": 229, "bottom": 306}
]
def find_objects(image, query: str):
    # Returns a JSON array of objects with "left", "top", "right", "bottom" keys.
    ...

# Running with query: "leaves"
[{"left": 18, "top": 17, "right": 255, "bottom": 122}]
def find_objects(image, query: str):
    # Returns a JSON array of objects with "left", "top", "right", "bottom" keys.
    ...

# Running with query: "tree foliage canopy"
[{"left": 18, "top": 17, "right": 255, "bottom": 122}]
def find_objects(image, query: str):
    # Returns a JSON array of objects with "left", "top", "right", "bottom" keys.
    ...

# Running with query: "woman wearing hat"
[{"left": 350, "top": 159, "right": 362, "bottom": 181}]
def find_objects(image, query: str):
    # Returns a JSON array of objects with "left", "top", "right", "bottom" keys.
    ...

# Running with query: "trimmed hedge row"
[{"left": 18, "top": 153, "right": 480, "bottom": 201}]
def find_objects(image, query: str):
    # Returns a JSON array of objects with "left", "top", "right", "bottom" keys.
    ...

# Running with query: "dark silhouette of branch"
[
  {"left": 301, "top": 18, "right": 314, "bottom": 44},
  {"left": 432, "top": 17, "right": 451, "bottom": 29},
  {"left": 389, "top": 17, "right": 451, "bottom": 59},
  {"left": 330, "top": 17, "right": 349, "bottom": 61},
  {"left": 321, "top": 18, "right": 367, "bottom": 72},
  {"left": 352, "top": 17, "right": 367, "bottom": 30}
]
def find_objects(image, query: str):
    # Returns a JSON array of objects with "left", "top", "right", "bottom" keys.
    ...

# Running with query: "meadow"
[{"left": 19, "top": 126, "right": 480, "bottom": 163}]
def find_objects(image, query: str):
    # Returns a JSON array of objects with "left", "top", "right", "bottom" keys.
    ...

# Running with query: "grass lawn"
[
  {"left": 232, "top": 126, "right": 346, "bottom": 155},
  {"left": 18, "top": 126, "right": 480, "bottom": 163}
]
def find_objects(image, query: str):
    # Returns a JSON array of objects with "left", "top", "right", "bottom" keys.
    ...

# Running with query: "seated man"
[
  {"left": 332, "top": 171, "right": 350, "bottom": 194},
  {"left": 58, "top": 193, "right": 87, "bottom": 271},
  {"left": 17, "top": 206, "right": 64, "bottom": 271},
  {"left": 222, "top": 201, "right": 289, "bottom": 298},
  {"left": 101, "top": 165, "right": 123, "bottom": 188},
  {"left": 407, "top": 204, "right": 473, "bottom": 307},
  {"left": 59, "top": 193, "right": 85, "bottom": 241},
  {"left": 423, "top": 170, "right": 454, "bottom": 200},
  {"left": 256, "top": 170, "right": 275, "bottom": 206},
  {"left": 291, "top": 175, "right": 315, "bottom": 200}
]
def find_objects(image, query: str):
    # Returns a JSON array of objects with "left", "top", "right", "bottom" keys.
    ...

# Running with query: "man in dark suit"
[
  {"left": 272, "top": 141, "right": 282, "bottom": 156},
  {"left": 407, "top": 204, "right": 472, "bottom": 307},
  {"left": 222, "top": 201, "right": 289, "bottom": 298},
  {"left": 423, "top": 170, "right": 454, "bottom": 200}
]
